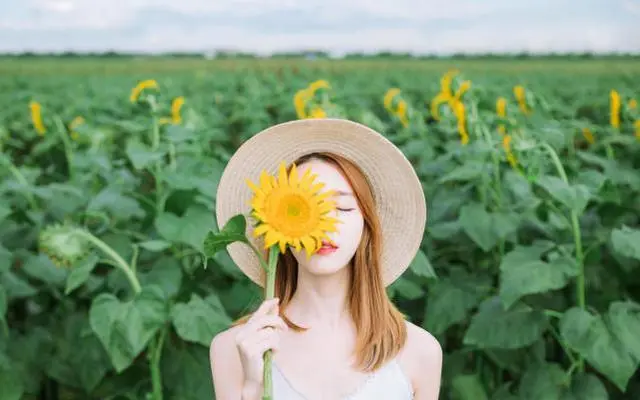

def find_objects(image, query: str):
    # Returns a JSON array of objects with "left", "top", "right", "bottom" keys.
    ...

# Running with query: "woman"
[{"left": 210, "top": 119, "right": 442, "bottom": 399}]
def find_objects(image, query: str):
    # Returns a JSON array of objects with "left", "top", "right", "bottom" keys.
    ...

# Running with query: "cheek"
[{"left": 334, "top": 213, "right": 364, "bottom": 253}]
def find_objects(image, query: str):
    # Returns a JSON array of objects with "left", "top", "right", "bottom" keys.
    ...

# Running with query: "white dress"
[{"left": 272, "top": 357, "right": 414, "bottom": 399}]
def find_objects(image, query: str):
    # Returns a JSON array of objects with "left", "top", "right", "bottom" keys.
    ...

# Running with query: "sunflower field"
[{"left": 1, "top": 57, "right": 640, "bottom": 400}]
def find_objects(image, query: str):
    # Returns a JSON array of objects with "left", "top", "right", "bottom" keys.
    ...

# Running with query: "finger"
[
  {"left": 239, "top": 327, "right": 280, "bottom": 353},
  {"left": 248, "top": 315, "right": 287, "bottom": 332},
  {"left": 250, "top": 333, "right": 281, "bottom": 356},
  {"left": 248, "top": 298, "right": 280, "bottom": 322}
]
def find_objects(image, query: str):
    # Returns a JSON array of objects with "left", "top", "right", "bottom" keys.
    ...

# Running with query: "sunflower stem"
[
  {"left": 247, "top": 241, "right": 270, "bottom": 272},
  {"left": 262, "top": 245, "right": 279, "bottom": 400},
  {"left": 74, "top": 229, "right": 142, "bottom": 294}
]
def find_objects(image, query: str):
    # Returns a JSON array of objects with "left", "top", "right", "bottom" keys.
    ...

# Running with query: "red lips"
[{"left": 321, "top": 240, "right": 338, "bottom": 249}]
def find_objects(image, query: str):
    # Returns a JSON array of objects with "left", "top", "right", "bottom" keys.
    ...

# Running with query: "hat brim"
[{"left": 215, "top": 118, "right": 427, "bottom": 287}]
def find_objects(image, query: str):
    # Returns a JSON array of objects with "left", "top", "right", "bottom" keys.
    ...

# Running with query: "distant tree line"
[{"left": 0, "top": 50, "right": 638, "bottom": 60}]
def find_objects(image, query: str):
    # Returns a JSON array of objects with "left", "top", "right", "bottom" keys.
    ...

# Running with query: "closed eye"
[{"left": 337, "top": 208, "right": 355, "bottom": 212}]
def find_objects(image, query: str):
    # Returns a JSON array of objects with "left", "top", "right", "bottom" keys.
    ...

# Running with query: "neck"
[{"left": 286, "top": 264, "right": 352, "bottom": 330}]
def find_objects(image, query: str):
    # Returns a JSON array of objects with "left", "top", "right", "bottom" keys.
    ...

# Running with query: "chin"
[{"left": 295, "top": 252, "right": 352, "bottom": 276}]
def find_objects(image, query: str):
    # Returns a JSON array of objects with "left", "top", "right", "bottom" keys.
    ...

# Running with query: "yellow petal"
[
  {"left": 310, "top": 182, "right": 325, "bottom": 194},
  {"left": 246, "top": 178, "right": 263, "bottom": 196},
  {"left": 259, "top": 170, "right": 273, "bottom": 191},
  {"left": 289, "top": 163, "right": 299, "bottom": 188},
  {"left": 264, "top": 230, "right": 281, "bottom": 249},
  {"left": 301, "top": 236, "right": 315, "bottom": 253},
  {"left": 278, "top": 161, "right": 288, "bottom": 187},
  {"left": 292, "top": 238, "right": 302, "bottom": 252},
  {"left": 253, "top": 224, "right": 271, "bottom": 237}
]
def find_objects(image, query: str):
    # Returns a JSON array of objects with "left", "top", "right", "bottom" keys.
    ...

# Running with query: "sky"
[{"left": 1, "top": 0, "right": 639, "bottom": 55}]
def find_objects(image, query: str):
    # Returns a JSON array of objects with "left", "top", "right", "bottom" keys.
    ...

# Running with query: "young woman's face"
[{"left": 290, "top": 158, "right": 364, "bottom": 277}]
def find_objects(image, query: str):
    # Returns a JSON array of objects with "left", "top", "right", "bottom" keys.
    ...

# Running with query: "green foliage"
[{"left": 1, "top": 57, "right": 639, "bottom": 399}]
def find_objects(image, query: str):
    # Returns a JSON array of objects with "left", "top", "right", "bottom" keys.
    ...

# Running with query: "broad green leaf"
[
  {"left": 463, "top": 297, "right": 548, "bottom": 349},
  {"left": 499, "top": 242, "right": 577, "bottom": 308},
  {"left": 89, "top": 286, "right": 168, "bottom": 372},
  {"left": 611, "top": 225, "right": 640, "bottom": 261},
  {"left": 459, "top": 203, "right": 495, "bottom": 251},
  {"left": 459, "top": 203, "right": 519, "bottom": 251},
  {"left": 562, "top": 373, "right": 608, "bottom": 400},
  {"left": 137, "top": 240, "right": 172, "bottom": 252},
  {"left": 491, "top": 384, "right": 518, "bottom": 400},
  {"left": 518, "top": 362, "right": 566, "bottom": 400},
  {"left": 125, "top": 137, "right": 165, "bottom": 170},
  {"left": 424, "top": 271, "right": 491, "bottom": 334},
  {"left": 22, "top": 252, "right": 68, "bottom": 286},
  {"left": 156, "top": 203, "right": 216, "bottom": 253},
  {"left": 46, "top": 313, "right": 111, "bottom": 392},
  {"left": 536, "top": 175, "right": 591, "bottom": 214},
  {"left": 203, "top": 214, "right": 249, "bottom": 258},
  {"left": 388, "top": 277, "right": 424, "bottom": 301},
  {"left": 451, "top": 374, "right": 488, "bottom": 400},
  {"left": 65, "top": 253, "right": 99, "bottom": 294},
  {"left": 87, "top": 185, "right": 145, "bottom": 221},
  {"left": 0, "top": 286, "right": 6, "bottom": 327},
  {"left": 139, "top": 257, "right": 183, "bottom": 299},
  {"left": 560, "top": 303, "right": 640, "bottom": 392},
  {"left": 0, "top": 271, "right": 37, "bottom": 299},
  {"left": 171, "top": 294, "right": 232, "bottom": 346},
  {"left": 160, "top": 157, "right": 224, "bottom": 197},
  {"left": 161, "top": 343, "right": 214, "bottom": 400},
  {"left": 0, "top": 246, "right": 10, "bottom": 274},
  {"left": 409, "top": 249, "right": 437, "bottom": 279},
  {"left": 0, "top": 203, "right": 10, "bottom": 222},
  {"left": 0, "top": 363, "right": 24, "bottom": 400},
  {"left": 576, "top": 170, "right": 607, "bottom": 195},
  {"left": 427, "top": 220, "right": 461, "bottom": 240},
  {"left": 437, "top": 162, "right": 486, "bottom": 184}
]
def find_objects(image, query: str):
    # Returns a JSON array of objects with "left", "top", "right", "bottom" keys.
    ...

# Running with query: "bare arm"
[
  {"left": 210, "top": 326, "right": 251, "bottom": 400},
  {"left": 406, "top": 322, "right": 443, "bottom": 400}
]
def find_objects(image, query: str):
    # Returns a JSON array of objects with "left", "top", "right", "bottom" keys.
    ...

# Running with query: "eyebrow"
[{"left": 333, "top": 190, "right": 353, "bottom": 197}]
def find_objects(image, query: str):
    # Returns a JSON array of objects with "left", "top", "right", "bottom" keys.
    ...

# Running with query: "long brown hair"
[{"left": 230, "top": 151, "right": 408, "bottom": 372}]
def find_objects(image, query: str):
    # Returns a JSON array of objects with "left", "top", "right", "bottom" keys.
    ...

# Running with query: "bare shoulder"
[
  {"left": 401, "top": 320, "right": 443, "bottom": 399},
  {"left": 209, "top": 324, "right": 245, "bottom": 400},
  {"left": 404, "top": 320, "right": 443, "bottom": 362}
]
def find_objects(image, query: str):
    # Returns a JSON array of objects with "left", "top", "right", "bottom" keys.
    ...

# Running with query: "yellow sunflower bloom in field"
[
  {"left": 29, "top": 101, "right": 46, "bottom": 135},
  {"left": 245, "top": 161, "right": 341, "bottom": 259},
  {"left": 130, "top": 79, "right": 159, "bottom": 103}
]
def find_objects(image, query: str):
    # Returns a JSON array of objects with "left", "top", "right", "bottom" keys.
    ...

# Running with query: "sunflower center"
[{"left": 268, "top": 193, "right": 319, "bottom": 237}]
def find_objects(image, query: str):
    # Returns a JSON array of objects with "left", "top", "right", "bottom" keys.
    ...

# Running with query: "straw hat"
[{"left": 215, "top": 118, "right": 427, "bottom": 287}]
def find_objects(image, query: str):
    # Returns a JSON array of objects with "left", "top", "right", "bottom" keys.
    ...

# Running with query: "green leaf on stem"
[
  {"left": 499, "top": 241, "right": 578, "bottom": 309},
  {"left": 89, "top": 286, "right": 168, "bottom": 372},
  {"left": 463, "top": 296, "right": 548, "bottom": 350},
  {"left": 203, "top": 214, "right": 249, "bottom": 258},
  {"left": 459, "top": 202, "right": 520, "bottom": 251},
  {"left": 560, "top": 302, "right": 640, "bottom": 392},
  {"left": 423, "top": 270, "right": 491, "bottom": 334},
  {"left": 451, "top": 374, "right": 489, "bottom": 400},
  {"left": 611, "top": 225, "right": 640, "bottom": 262},
  {"left": 65, "top": 253, "right": 100, "bottom": 294},
  {"left": 536, "top": 175, "right": 591, "bottom": 214},
  {"left": 170, "top": 294, "right": 232, "bottom": 346}
]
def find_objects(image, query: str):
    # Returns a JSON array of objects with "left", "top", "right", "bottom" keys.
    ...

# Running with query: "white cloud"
[
  {"left": 622, "top": 0, "right": 640, "bottom": 14},
  {"left": 1, "top": 0, "right": 637, "bottom": 53}
]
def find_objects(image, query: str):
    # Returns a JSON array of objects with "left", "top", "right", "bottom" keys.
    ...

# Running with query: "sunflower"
[{"left": 245, "top": 161, "right": 341, "bottom": 259}]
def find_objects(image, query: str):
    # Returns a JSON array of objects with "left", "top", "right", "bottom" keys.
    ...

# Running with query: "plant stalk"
[
  {"left": 74, "top": 230, "right": 142, "bottom": 294},
  {"left": 262, "top": 246, "right": 279, "bottom": 400},
  {"left": 54, "top": 117, "right": 75, "bottom": 181},
  {"left": 149, "top": 327, "right": 168, "bottom": 400},
  {"left": 540, "top": 142, "right": 586, "bottom": 372},
  {"left": 4, "top": 160, "right": 38, "bottom": 210}
]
